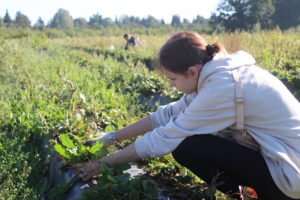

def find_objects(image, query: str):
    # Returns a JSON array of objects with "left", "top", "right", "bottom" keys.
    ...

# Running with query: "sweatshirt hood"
[{"left": 198, "top": 50, "right": 256, "bottom": 89}]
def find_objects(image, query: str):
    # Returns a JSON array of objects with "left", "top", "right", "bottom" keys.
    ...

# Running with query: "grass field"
[{"left": 0, "top": 29, "right": 299, "bottom": 200}]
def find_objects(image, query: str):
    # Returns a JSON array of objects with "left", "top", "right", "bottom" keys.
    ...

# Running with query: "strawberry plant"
[
  {"left": 51, "top": 134, "right": 159, "bottom": 200},
  {"left": 54, "top": 133, "right": 109, "bottom": 165},
  {"left": 48, "top": 174, "right": 79, "bottom": 199},
  {"left": 79, "top": 163, "right": 158, "bottom": 200}
]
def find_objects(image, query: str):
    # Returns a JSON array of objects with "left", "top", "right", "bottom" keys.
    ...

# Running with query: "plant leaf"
[
  {"left": 48, "top": 175, "right": 78, "bottom": 198},
  {"left": 94, "top": 148, "right": 109, "bottom": 159},
  {"left": 59, "top": 134, "right": 74, "bottom": 149},
  {"left": 113, "top": 163, "right": 131, "bottom": 174},
  {"left": 107, "top": 175, "right": 117, "bottom": 184},
  {"left": 79, "top": 92, "right": 86, "bottom": 103},
  {"left": 116, "top": 173, "right": 130, "bottom": 183},
  {"left": 54, "top": 143, "right": 70, "bottom": 159},
  {"left": 89, "top": 141, "right": 103, "bottom": 154},
  {"left": 104, "top": 125, "right": 115, "bottom": 133},
  {"left": 142, "top": 180, "right": 157, "bottom": 196},
  {"left": 128, "top": 189, "right": 139, "bottom": 200}
]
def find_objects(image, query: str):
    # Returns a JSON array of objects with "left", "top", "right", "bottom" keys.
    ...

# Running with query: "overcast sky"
[{"left": 1, "top": 0, "right": 220, "bottom": 24}]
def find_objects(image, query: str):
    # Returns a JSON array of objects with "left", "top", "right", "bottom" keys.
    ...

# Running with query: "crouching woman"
[{"left": 77, "top": 31, "right": 300, "bottom": 200}]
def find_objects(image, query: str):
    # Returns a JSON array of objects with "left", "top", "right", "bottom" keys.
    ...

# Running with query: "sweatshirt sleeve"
[
  {"left": 150, "top": 93, "right": 197, "bottom": 128},
  {"left": 135, "top": 72, "right": 237, "bottom": 158}
]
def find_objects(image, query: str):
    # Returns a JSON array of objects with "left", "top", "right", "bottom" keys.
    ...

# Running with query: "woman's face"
[{"left": 162, "top": 66, "right": 200, "bottom": 94}]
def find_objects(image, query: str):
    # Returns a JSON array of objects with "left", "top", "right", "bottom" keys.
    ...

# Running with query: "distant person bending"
[{"left": 123, "top": 33, "right": 140, "bottom": 50}]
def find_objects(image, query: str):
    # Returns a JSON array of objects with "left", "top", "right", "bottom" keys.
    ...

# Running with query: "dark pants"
[{"left": 172, "top": 134, "right": 297, "bottom": 200}]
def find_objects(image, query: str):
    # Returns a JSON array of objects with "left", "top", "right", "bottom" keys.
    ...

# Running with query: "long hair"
[{"left": 159, "top": 31, "right": 226, "bottom": 73}]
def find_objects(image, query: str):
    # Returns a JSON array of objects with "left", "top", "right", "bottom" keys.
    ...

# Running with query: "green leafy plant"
[
  {"left": 52, "top": 133, "right": 159, "bottom": 200},
  {"left": 49, "top": 134, "right": 109, "bottom": 199},
  {"left": 54, "top": 133, "right": 109, "bottom": 164},
  {"left": 79, "top": 163, "right": 158, "bottom": 200},
  {"left": 3, "top": 30, "right": 300, "bottom": 200},
  {"left": 48, "top": 174, "right": 79, "bottom": 199}
]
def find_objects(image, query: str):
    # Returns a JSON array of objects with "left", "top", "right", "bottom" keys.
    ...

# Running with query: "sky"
[{"left": 1, "top": 0, "right": 220, "bottom": 25}]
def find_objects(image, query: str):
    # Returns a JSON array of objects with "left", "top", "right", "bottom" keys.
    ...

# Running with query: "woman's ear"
[{"left": 187, "top": 65, "right": 201, "bottom": 79}]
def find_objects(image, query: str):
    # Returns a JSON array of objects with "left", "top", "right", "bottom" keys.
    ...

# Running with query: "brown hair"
[{"left": 158, "top": 31, "right": 226, "bottom": 73}]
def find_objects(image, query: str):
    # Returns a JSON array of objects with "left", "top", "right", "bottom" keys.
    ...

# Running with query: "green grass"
[{"left": 0, "top": 29, "right": 299, "bottom": 199}]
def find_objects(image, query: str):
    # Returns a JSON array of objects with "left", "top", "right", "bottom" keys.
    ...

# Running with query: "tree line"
[
  {"left": 211, "top": 0, "right": 300, "bottom": 31},
  {"left": 0, "top": 9, "right": 209, "bottom": 30},
  {"left": 0, "top": 0, "right": 299, "bottom": 32}
]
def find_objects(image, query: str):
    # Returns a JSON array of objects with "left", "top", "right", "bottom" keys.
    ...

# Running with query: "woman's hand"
[
  {"left": 76, "top": 160, "right": 102, "bottom": 181},
  {"left": 85, "top": 115, "right": 152, "bottom": 147},
  {"left": 85, "top": 131, "right": 117, "bottom": 147},
  {"left": 76, "top": 143, "right": 140, "bottom": 181}
]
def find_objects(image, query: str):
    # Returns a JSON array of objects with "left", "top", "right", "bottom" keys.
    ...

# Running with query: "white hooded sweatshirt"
[{"left": 134, "top": 51, "right": 300, "bottom": 198}]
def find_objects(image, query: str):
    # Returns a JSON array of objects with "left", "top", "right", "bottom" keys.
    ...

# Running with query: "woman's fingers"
[
  {"left": 79, "top": 170, "right": 95, "bottom": 181},
  {"left": 75, "top": 161, "right": 101, "bottom": 181},
  {"left": 75, "top": 163, "right": 85, "bottom": 169},
  {"left": 74, "top": 164, "right": 85, "bottom": 174},
  {"left": 77, "top": 167, "right": 85, "bottom": 174},
  {"left": 77, "top": 166, "right": 90, "bottom": 180},
  {"left": 74, "top": 163, "right": 88, "bottom": 178},
  {"left": 78, "top": 172, "right": 85, "bottom": 179},
  {"left": 83, "top": 173, "right": 94, "bottom": 181}
]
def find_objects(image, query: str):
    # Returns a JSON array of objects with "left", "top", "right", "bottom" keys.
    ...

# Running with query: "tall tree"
[
  {"left": 101, "top": 17, "right": 114, "bottom": 27},
  {"left": 74, "top": 18, "right": 88, "bottom": 29},
  {"left": 50, "top": 8, "right": 74, "bottom": 29},
  {"left": 129, "top": 16, "right": 142, "bottom": 26},
  {"left": 117, "top": 15, "right": 141, "bottom": 27},
  {"left": 0, "top": 17, "right": 3, "bottom": 27},
  {"left": 211, "top": 0, "right": 255, "bottom": 31},
  {"left": 249, "top": 0, "right": 275, "bottom": 29},
  {"left": 33, "top": 17, "right": 45, "bottom": 30},
  {"left": 88, "top": 13, "right": 103, "bottom": 28},
  {"left": 182, "top": 18, "right": 190, "bottom": 24},
  {"left": 89, "top": 13, "right": 114, "bottom": 28},
  {"left": 271, "top": 0, "right": 300, "bottom": 30},
  {"left": 15, "top": 11, "right": 31, "bottom": 28},
  {"left": 171, "top": 15, "right": 181, "bottom": 27},
  {"left": 211, "top": 0, "right": 275, "bottom": 31},
  {"left": 3, "top": 10, "right": 12, "bottom": 27},
  {"left": 141, "top": 16, "right": 161, "bottom": 28},
  {"left": 192, "top": 15, "right": 207, "bottom": 24}
]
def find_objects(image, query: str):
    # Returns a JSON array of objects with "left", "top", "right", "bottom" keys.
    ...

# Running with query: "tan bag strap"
[{"left": 232, "top": 68, "right": 244, "bottom": 130}]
